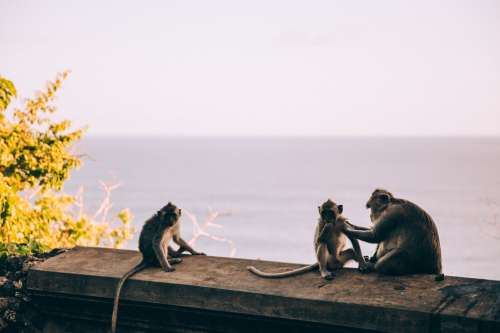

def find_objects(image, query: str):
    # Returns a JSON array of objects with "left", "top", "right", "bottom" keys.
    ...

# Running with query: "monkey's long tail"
[
  {"left": 111, "top": 261, "right": 147, "bottom": 333},
  {"left": 247, "top": 263, "right": 319, "bottom": 278}
]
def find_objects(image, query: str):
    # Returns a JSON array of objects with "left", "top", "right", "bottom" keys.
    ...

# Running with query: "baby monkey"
[
  {"left": 248, "top": 199, "right": 367, "bottom": 280},
  {"left": 111, "top": 202, "right": 205, "bottom": 333}
]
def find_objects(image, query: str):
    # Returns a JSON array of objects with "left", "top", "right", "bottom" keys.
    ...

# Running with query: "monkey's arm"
[
  {"left": 345, "top": 221, "right": 370, "bottom": 231},
  {"left": 346, "top": 234, "right": 365, "bottom": 262},
  {"left": 173, "top": 235, "right": 206, "bottom": 255},
  {"left": 343, "top": 228, "right": 377, "bottom": 243},
  {"left": 344, "top": 212, "right": 399, "bottom": 243},
  {"left": 318, "top": 222, "right": 333, "bottom": 243}
]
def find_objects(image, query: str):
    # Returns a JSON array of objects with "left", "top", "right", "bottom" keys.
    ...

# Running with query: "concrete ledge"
[{"left": 27, "top": 247, "right": 500, "bottom": 332}]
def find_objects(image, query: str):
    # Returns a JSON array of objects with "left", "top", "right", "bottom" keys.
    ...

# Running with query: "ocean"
[{"left": 65, "top": 137, "right": 500, "bottom": 280}]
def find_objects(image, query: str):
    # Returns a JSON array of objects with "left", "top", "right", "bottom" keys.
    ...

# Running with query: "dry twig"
[{"left": 183, "top": 207, "right": 236, "bottom": 257}]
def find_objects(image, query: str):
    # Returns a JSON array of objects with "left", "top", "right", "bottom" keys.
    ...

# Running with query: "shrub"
[{"left": 0, "top": 72, "right": 134, "bottom": 257}]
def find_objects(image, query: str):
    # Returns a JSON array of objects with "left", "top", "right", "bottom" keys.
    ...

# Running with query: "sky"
[{"left": 1, "top": 0, "right": 499, "bottom": 136}]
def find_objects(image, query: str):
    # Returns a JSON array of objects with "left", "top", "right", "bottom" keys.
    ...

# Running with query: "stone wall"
[{"left": 26, "top": 247, "right": 500, "bottom": 333}]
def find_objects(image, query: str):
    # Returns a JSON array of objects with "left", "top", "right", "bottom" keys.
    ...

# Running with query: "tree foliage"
[{"left": 0, "top": 72, "right": 134, "bottom": 256}]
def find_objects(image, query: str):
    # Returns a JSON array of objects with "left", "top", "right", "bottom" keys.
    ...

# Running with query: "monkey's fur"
[
  {"left": 344, "top": 189, "right": 442, "bottom": 275},
  {"left": 111, "top": 202, "right": 205, "bottom": 333},
  {"left": 247, "top": 199, "right": 367, "bottom": 280}
]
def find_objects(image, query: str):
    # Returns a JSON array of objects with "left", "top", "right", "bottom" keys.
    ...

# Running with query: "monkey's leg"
[
  {"left": 369, "top": 244, "right": 379, "bottom": 263},
  {"left": 346, "top": 235, "right": 368, "bottom": 271},
  {"left": 336, "top": 248, "right": 356, "bottom": 268},
  {"left": 316, "top": 243, "right": 334, "bottom": 280},
  {"left": 168, "top": 245, "right": 195, "bottom": 258},
  {"left": 149, "top": 257, "right": 182, "bottom": 267},
  {"left": 168, "top": 258, "right": 182, "bottom": 264},
  {"left": 374, "top": 248, "right": 414, "bottom": 275},
  {"left": 163, "top": 243, "right": 183, "bottom": 264},
  {"left": 331, "top": 248, "right": 368, "bottom": 271},
  {"left": 174, "top": 237, "right": 206, "bottom": 256},
  {"left": 167, "top": 246, "right": 185, "bottom": 262}
]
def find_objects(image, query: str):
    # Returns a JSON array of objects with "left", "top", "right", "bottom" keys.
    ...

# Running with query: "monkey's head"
[
  {"left": 366, "top": 188, "right": 393, "bottom": 219},
  {"left": 156, "top": 202, "right": 182, "bottom": 226},
  {"left": 318, "top": 199, "right": 343, "bottom": 224}
]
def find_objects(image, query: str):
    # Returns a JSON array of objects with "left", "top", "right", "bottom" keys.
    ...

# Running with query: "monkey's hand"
[
  {"left": 358, "top": 262, "right": 375, "bottom": 274},
  {"left": 162, "top": 266, "right": 176, "bottom": 272},
  {"left": 175, "top": 244, "right": 206, "bottom": 256}
]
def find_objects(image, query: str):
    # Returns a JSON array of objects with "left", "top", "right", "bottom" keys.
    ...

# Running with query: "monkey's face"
[
  {"left": 366, "top": 189, "right": 392, "bottom": 220},
  {"left": 318, "top": 199, "right": 343, "bottom": 224},
  {"left": 157, "top": 202, "right": 182, "bottom": 226}
]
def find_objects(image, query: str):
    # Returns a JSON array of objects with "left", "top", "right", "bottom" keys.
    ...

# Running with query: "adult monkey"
[
  {"left": 111, "top": 202, "right": 205, "bottom": 333},
  {"left": 343, "top": 189, "right": 442, "bottom": 275}
]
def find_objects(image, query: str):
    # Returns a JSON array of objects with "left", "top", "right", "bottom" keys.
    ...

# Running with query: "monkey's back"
[
  {"left": 138, "top": 217, "right": 160, "bottom": 264},
  {"left": 390, "top": 199, "right": 442, "bottom": 274}
]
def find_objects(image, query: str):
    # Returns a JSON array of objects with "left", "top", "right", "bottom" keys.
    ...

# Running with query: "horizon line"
[{"left": 81, "top": 133, "right": 500, "bottom": 139}]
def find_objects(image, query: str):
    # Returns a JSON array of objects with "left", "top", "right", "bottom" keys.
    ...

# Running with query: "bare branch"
[
  {"left": 184, "top": 207, "right": 236, "bottom": 257},
  {"left": 93, "top": 180, "right": 121, "bottom": 224}
]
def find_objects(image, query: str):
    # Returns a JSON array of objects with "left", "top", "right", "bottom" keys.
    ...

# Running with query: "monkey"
[
  {"left": 247, "top": 199, "right": 367, "bottom": 280},
  {"left": 342, "top": 188, "right": 442, "bottom": 276},
  {"left": 111, "top": 202, "right": 205, "bottom": 333}
]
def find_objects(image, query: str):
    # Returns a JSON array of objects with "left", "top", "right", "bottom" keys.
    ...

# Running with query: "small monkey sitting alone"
[
  {"left": 111, "top": 202, "right": 205, "bottom": 333},
  {"left": 343, "top": 189, "right": 442, "bottom": 275},
  {"left": 248, "top": 199, "right": 367, "bottom": 280}
]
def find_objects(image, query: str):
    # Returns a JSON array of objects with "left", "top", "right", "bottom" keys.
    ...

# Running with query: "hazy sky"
[{"left": 1, "top": 0, "right": 499, "bottom": 136}]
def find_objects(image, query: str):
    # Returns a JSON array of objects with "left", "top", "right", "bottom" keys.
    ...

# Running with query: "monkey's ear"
[
  {"left": 379, "top": 194, "right": 390, "bottom": 203},
  {"left": 338, "top": 205, "right": 343, "bottom": 214},
  {"left": 318, "top": 206, "right": 321, "bottom": 214},
  {"left": 178, "top": 209, "right": 182, "bottom": 216}
]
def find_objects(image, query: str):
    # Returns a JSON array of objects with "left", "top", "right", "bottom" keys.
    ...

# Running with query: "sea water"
[{"left": 65, "top": 137, "right": 500, "bottom": 280}]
